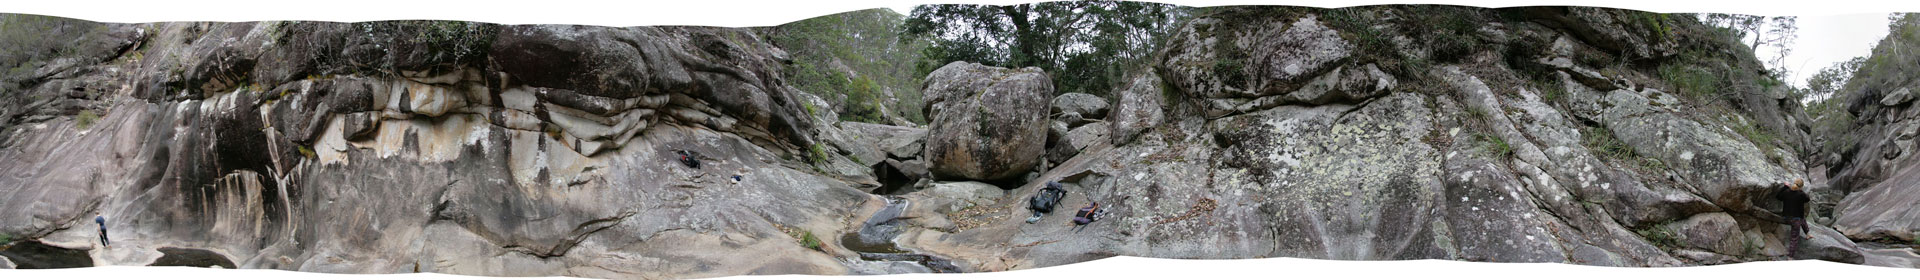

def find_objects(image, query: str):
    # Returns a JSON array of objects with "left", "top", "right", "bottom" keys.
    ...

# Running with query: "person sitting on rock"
[
  {"left": 1775, "top": 178, "right": 1812, "bottom": 257},
  {"left": 95, "top": 214, "right": 109, "bottom": 248},
  {"left": 1026, "top": 182, "right": 1067, "bottom": 224},
  {"left": 1070, "top": 202, "right": 1106, "bottom": 233},
  {"left": 676, "top": 150, "right": 701, "bottom": 169}
]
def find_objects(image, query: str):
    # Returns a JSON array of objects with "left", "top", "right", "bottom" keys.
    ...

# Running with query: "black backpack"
[{"left": 1030, "top": 185, "right": 1065, "bottom": 213}]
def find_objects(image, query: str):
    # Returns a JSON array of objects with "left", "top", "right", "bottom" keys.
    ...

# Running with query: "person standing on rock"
[
  {"left": 1775, "top": 178, "right": 1811, "bottom": 257},
  {"left": 95, "top": 214, "right": 110, "bottom": 248}
]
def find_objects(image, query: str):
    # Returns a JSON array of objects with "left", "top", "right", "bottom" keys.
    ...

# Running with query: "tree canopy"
[
  {"left": 904, "top": 1, "right": 1188, "bottom": 96},
  {"left": 768, "top": 8, "right": 929, "bottom": 124}
]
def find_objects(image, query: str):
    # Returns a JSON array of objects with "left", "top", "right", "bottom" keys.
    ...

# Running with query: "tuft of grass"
[
  {"left": 809, "top": 143, "right": 830, "bottom": 164},
  {"left": 1658, "top": 63, "right": 1721, "bottom": 101},
  {"left": 800, "top": 230, "right": 822, "bottom": 251},
  {"left": 1210, "top": 34, "right": 1251, "bottom": 89},
  {"left": 76, "top": 109, "right": 99, "bottom": 129},
  {"left": 1581, "top": 124, "right": 1668, "bottom": 171},
  {"left": 0, "top": 232, "right": 11, "bottom": 244},
  {"left": 1637, "top": 224, "right": 1681, "bottom": 249},
  {"left": 1464, "top": 105, "right": 1490, "bottom": 121},
  {"left": 1730, "top": 121, "right": 1779, "bottom": 152},
  {"left": 1539, "top": 85, "right": 1566, "bottom": 103},
  {"left": 1479, "top": 133, "right": 1513, "bottom": 159},
  {"left": 296, "top": 145, "right": 316, "bottom": 158}
]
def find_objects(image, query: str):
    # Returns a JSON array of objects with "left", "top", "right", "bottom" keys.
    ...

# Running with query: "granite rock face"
[
  {"left": 0, "top": 20, "right": 876, "bottom": 278},
  {"left": 1822, "top": 16, "right": 1920, "bottom": 249},
  {"left": 919, "top": 62, "right": 1055, "bottom": 182},
  {"left": 2, "top": 5, "right": 1914, "bottom": 278}
]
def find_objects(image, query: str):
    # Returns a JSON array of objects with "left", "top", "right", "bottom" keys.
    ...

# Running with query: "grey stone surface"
[{"left": 920, "top": 62, "right": 1054, "bottom": 181}]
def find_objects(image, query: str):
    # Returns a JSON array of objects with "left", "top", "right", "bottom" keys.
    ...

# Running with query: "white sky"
[{"left": 1761, "top": 14, "right": 1895, "bottom": 88}]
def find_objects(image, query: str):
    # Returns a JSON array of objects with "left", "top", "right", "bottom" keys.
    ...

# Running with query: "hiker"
[
  {"left": 1775, "top": 178, "right": 1812, "bottom": 256},
  {"left": 1026, "top": 182, "right": 1067, "bottom": 224},
  {"left": 676, "top": 150, "right": 701, "bottom": 169},
  {"left": 95, "top": 214, "right": 109, "bottom": 248},
  {"left": 1070, "top": 202, "right": 1106, "bottom": 233}
]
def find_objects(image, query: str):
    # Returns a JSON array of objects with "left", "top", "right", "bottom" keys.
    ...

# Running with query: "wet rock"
[
  {"left": 920, "top": 62, "right": 1054, "bottom": 182},
  {"left": 151, "top": 247, "right": 238, "bottom": 268},
  {"left": 0, "top": 241, "right": 94, "bottom": 269}
]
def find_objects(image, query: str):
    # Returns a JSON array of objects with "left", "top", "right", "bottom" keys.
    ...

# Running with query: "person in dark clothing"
[
  {"left": 1027, "top": 182, "right": 1067, "bottom": 224},
  {"left": 1775, "top": 178, "right": 1811, "bottom": 256},
  {"left": 1070, "top": 202, "right": 1105, "bottom": 233},
  {"left": 95, "top": 214, "right": 109, "bottom": 248}
]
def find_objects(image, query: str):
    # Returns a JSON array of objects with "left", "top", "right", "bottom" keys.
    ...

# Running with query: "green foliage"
[
  {"left": 1637, "top": 224, "right": 1681, "bottom": 248},
  {"left": 297, "top": 145, "right": 316, "bottom": 159},
  {"left": 1538, "top": 84, "right": 1567, "bottom": 103},
  {"left": 1, "top": 15, "right": 114, "bottom": 106},
  {"left": 1830, "top": 14, "right": 1920, "bottom": 120},
  {"left": 1581, "top": 124, "right": 1665, "bottom": 170},
  {"left": 771, "top": 9, "right": 927, "bottom": 124},
  {"left": 76, "top": 109, "right": 99, "bottom": 129},
  {"left": 808, "top": 143, "right": 830, "bottom": 164},
  {"left": 800, "top": 230, "right": 822, "bottom": 251},
  {"left": 0, "top": 232, "right": 11, "bottom": 244},
  {"left": 1805, "top": 57, "right": 1865, "bottom": 99},
  {"left": 1464, "top": 105, "right": 1489, "bottom": 121},
  {"left": 1809, "top": 97, "right": 1858, "bottom": 154},
  {"left": 1414, "top": 8, "right": 1484, "bottom": 64},
  {"left": 1326, "top": 8, "right": 1415, "bottom": 77},
  {"left": 347, "top": 20, "right": 499, "bottom": 72},
  {"left": 1628, "top": 12, "right": 1674, "bottom": 43},
  {"left": 1478, "top": 133, "right": 1513, "bottom": 159},
  {"left": 1210, "top": 36, "right": 1250, "bottom": 89},
  {"left": 1658, "top": 62, "right": 1722, "bottom": 101},
  {"left": 1730, "top": 119, "right": 1779, "bottom": 152},
  {"left": 905, "top": 1, "right": 1189, "bottom": 95}
]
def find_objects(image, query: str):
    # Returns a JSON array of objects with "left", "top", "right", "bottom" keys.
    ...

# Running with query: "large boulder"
[
  {"left": 1833, "top": 165, "right": 1920, "bottom": 243},
  {"left": 1664, "top": 213, "right": 1749, "bottom": 257},
  {"left": 1802, "top": 225, "right": 1867, "bottom": 264},
  {"left": 920, "top": 62, "right": 1054, "bottom": 182},
  {"left": 1879, "top": 87, "right": 1912, "bottom": 106},
  {"left": 1108, "top": 72, "right": 1166, "bottom": 146},
  {"left": 1156, "top": 15, "right": 1392, "bottom": 119},
  {"left": 1051, "top": 92, "right": 1110, "bottom": 120},
  {"left": 491, "top": 25, "right": 817, "bottom": 154}
]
